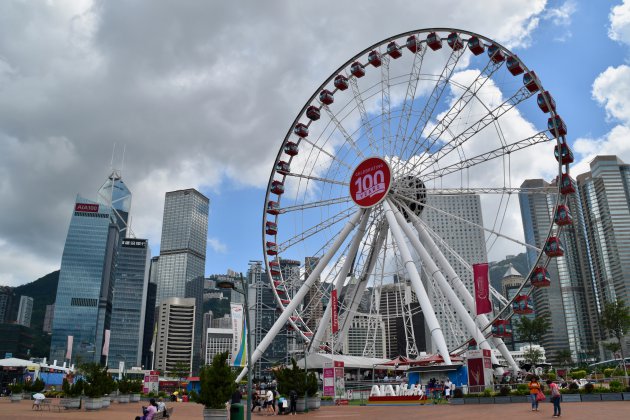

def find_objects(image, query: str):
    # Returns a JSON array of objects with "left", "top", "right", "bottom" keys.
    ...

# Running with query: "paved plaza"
[{"left": 1, "top": 399, "right": 629, "bottom": 419}]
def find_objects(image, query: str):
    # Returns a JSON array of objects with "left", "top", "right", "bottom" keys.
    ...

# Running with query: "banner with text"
[
  {"left": 473, "top": 263, "right": 492, "bottom": 315},
  {"left": 331, "top": 289, "right": 339, "bottom": 333},
  {"left": 65, "top": 336, "right": 73, "bottom": 360},
  {"left": 230, "top": 303, "right": 247, "bottom": 367}
]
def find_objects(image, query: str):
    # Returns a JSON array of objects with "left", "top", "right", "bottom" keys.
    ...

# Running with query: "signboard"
[
  {"left": 121, "top": 239, "right": 147, "bottom": 248},
  {"left": 143, "top": 371, "right": 159, "bottom": 394},
  {"left": 323, "top": 363, "right": 334, "bottom": 397},
  {"left": 334, "top": 361, "right": 345, "bottom": 399},
  {"left": 75, "top": 203, "right": 99, "bottom": 213},
  {"left": 331, "top": 289, "right": 338, "bottom": 333},
  {"left": 349, "top": 157, "right": 392, "bottom": 208},
  {"left": 466, "top": 349, "right": 493, "bottom": 392},
  {"left": 473, "top": 263, "right": 492, "bottom": 315},
  {"left": 230, "top": 303, "right": 247, "bottom": 367}
]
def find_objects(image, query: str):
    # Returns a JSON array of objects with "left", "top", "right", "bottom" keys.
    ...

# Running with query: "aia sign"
[
  {"left": 75, "top": 203, "right": 99, "bottom": 212},
  {"left": 349, "top": 157, "right": 392, "bottom": 208}
]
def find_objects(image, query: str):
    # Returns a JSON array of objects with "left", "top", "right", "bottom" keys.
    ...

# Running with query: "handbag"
[{"left": 536, "top": 391, "right": 546, "bottom": 402}]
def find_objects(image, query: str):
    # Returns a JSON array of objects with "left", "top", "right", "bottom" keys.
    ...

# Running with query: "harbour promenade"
[{"left": 1, "top": 399, "right": 629, "bottom": 419}]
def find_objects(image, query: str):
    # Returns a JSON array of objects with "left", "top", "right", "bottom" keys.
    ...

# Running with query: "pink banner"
[
  {"left": 331, "top": 289, "right": 338, "bottom": 333},
  {"left": 473, "top": 263, "right": 491, "bottom": 315}
]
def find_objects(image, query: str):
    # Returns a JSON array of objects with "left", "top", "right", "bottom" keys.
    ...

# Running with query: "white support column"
[
  {"left": 383, "top": 199, "right": 452, "bottom": 364},
  {"left": 309, "top": 209, "right": 371, "bottom": 353},
  {"left": 410, "top": 213, "right": 520, "bottom": 373},
  {"left": 388, "top": 199, "right": 501, "bottom": 371},
  {"left": 236, "top": 209, "right": 366, "bottom": 382},
  {"left": 333, "top": 222, "right": 387, "bottom": 353}
]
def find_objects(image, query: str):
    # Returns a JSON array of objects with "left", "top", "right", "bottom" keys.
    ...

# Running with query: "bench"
[{"left": 155, "top": 407, "right": 174, "bottom": 419}]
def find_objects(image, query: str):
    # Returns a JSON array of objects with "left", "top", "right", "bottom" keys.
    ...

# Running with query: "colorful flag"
[
  {"left": 230, "top": 303, "right": 247, "bottom": 367},
  {"left": 331, "top": 289, "right": 339, "bottom": 333},
  {"left": 473, "top": 263, "right": 492, "bottom": 315},
  {"left": 65, "top": 336, "right": 73, "bottom": 360},
  {"left": 102, "top": 329, "right": 110, "bottom": 356}
]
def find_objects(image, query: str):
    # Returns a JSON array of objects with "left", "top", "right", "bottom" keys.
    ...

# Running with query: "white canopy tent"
[
  {"left": 293, "top": 353, "right": 389, "bottom": 370},
  {"left": 0, "top": 357, "right": 72, "bottom": 373}
]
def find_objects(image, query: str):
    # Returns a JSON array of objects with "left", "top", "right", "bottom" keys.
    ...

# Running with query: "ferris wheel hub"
[{"left": 392, "top": 176, "right": 427, "bottom": 220}]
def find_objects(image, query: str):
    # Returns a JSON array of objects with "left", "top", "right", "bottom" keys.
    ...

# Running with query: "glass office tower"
[
  {"left": 108, "top": 238, "right": 151, "bottom": 369},
  {"left": 156, "top": 189, "right": 209, "bottom": 305},
  {"left": 50, "top": 196, "right": 121, "bottom": 364}
]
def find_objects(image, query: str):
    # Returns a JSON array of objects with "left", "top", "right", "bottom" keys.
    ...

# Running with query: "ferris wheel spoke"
[
  {"left": 398, "top": 47, "right": 466, "bottom": 163},
  {"left": 405, "top": 58, "right": 505, "bottom": 171},
  {"left": 277, "top": 196, "right": 352, "bottom": 214},
  {"left": 299, "top": 136, "right": 354, "bottom": 171},
  {"left": 277, "top": 206, "right": 355, "bottom": 254},
  {"left": 285, "top": 171, "right": 349, "bottom": 187},
  {"left": 391, "top": 191, "right": 541, "bottom": 252},
  {"left": 381, "top": 54, "right": 393, "bottom": 157},
  {"left": 417, "top": 85, "right": 535, "bottom": 171},
  {"left": 420, "top": 185, "right": 554, "bottom": 196},
  {"left": 321, "top": 105, "right": 366, "bottom": 159},
  {"left": 394, "top": 48, "right": 427, "bottom": 160},
  {"left": 419, "top": 131, "right": 552, "bottom": 182},
  {"left": 349, "top": 75, "right": 379, "bottom": 156}
]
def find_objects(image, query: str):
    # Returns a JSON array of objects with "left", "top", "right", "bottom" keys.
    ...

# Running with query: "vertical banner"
[
  {"left": 102, "top": 329, "right": 110, "bottom": 356},
  {"left": 230, "top": 303, "right": 247, "bottom": 367},
  {"left": 323, "top": 362, "right": 334, "bottom": 396},
  {"left": 65, "top": 336, "right": 73, "bottom": 360},
  {"left": 473, "top": 263, "right": 492, "bottom": 315},
  {"left": 331, "top": 289, "right": 339, "bottom": 334}
]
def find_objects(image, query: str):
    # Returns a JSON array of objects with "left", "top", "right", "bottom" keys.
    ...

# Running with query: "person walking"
[
  {"left": 289, "top": 389, "right": 298, "bottom": 416},
  {"left": 528, "top": 376, "right": 542, "bottom": 412},
  {"left": 547, "top": 379, "right": 561, "bottom": 417},
  {"left": 265, "top": 388, "right": 274, "bottom": 415}
]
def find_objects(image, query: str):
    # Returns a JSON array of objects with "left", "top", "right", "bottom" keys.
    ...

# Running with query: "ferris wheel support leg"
[
  {"left": 236, "top": 208, "right": 366, "bottom": 383},
  {"left": 309, "top": 209, "right": 371, "bottom": 353},
  {"left": 389, "top": 199, "right": 496, "bottom": 358},
  {"left": 333, "top": 222, "right": 388, "bottom": 353},
  {"left": 383, "top": 199, "right": 452, "bottom": 365},
  {"left": 410, "top": 214, "right": 519, "bottom": 374}
]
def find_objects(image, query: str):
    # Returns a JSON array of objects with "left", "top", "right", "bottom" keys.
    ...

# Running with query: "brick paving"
[{"left": 1, "top": 398, "right": 628, "bottom": 419}]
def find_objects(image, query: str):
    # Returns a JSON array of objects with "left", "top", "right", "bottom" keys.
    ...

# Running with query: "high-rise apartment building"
[
  {"left": 420, "top": 194, "right": 486, "bottom": 351},
  {"left": 342, "top": 313, "right": 386, "bottom": 358},
  {"left": 577, "top": 156, "right": 630, "bottom": 354},
  {"left": 303, "top": 257, "right": 323, "bottom": 331},
  {"left": 519, "top": 178, "right": 594, "bottom": 363},
  {"left": 16, "top": 296, "right": 33, "bottom": 328},
  {"left": 501, "top": 266, "right": 529, "bottom": 351},
  {"left": 0, "top": 286, "right": 14, "bottom": 324},
  {"left": 108, "top": 238, "right": 151, "bottom": 369},
  {"left": 50, "top": 170, "right": 131, "bottom": 364},
  {"left": 156, "top": 189, "right": 209, "bottom": 306},
  {"left": 43, "top": 304, "right": 55, "bottom": 333},
  {"left": 153, "top": 297, "right": 196, "bottom": 375},
  {"left": 185, "top": 276, "right": 205, "bottom": 374}
]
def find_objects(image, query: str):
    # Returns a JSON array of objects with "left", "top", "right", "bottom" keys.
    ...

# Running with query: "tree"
[
  {"left": 197, "top": 352, "right": 236, "bottom": 409},
  {"left": 600, "top": 299, "right": 630, "bottom": 378},
  {"left": 514, "top": 315, "right": 550, "bottom": 348},
  {"left": 556, "top": 349, "right": 573, "bottom": 374},
  {"left": 523, "top": 347, "right": 543, "bottom": 365},
  {"left": 168, "top": 360, "right": 191, "bottom": 392}
]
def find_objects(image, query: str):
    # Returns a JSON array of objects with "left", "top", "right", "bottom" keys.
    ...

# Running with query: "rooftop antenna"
[
  {"left": 121, "top": 144, "right": 126, "bottom": 174},
  {"left": 110, "top": 143, "right": 117, "bottom": 171}
]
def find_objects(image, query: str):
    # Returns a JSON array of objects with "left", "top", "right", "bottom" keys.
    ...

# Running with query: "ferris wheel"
[{"left": 245, "top": 28, "right": 574, "bottom": 377}]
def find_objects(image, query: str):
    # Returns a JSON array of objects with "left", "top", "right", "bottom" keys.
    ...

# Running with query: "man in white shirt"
[{"left": 266, "top": 389, "right": 274, "bottom": 414}]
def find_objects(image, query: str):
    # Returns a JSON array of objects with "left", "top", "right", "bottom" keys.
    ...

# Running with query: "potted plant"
[
  {"left": 117, "top": 377, "right": 131, "bottom": 403},
  {"left": 130, "top": 380, "right": 143, "bottom": 402},
  {"left": 81, "top": 362, "right": 110, "bottom": 410},
  {"left": 83, "top": 382, "right": 103, "bottom": 410},
  {"left": 276, "top": 359, "right": 306, "bottom": 412},
  {"left": 61, "top": 378, "right": 84, "bottom": 409},
  {"left": 101, "top": 376, "right": 116, "bottom": 408},
  {"left": 9, "top": 383, "right": 23, "bottom": 402},
  {"left": 197, "top": 351, "right": 236, "bottom": 420}
]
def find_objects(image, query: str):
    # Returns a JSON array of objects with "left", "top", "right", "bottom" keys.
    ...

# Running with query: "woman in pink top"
[
  {"left": 546, "top": 380, "right": 561, "bottom": 417},
  {"left": 143, "top": 398, "right": 158, "bottom": 420}
]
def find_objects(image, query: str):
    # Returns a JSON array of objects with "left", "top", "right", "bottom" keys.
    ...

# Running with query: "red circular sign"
[{"left": 349, "top": 157, "right": 392, "bottom": 208}]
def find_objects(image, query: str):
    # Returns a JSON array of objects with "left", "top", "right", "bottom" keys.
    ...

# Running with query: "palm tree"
[{"left": 556, "top": 349, "right": 573, "bottom": 377}]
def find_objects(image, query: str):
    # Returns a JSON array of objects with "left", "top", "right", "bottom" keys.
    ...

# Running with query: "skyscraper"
[
  {"left": 0, "top": 286, "right": 14, "bottom": 324},
  {"left": 108, "top": 238, "right": 151, "bottom": 369},
  {"left": 43, "top": 304, "right": 55, "bottom": 333},
  {"left": 519, "top": 178, "right": 594, "bottom": 362},
  {"left": 156, "top": 189, "right": 209, "bottom": 306},
  {"left": 50, "top": 170, "right": 131, "bottom": 364},
  {"left": 303, "top": 257, "right": 323, "bottom": 331},
  {"left": 16, "top": 296, "right": 33, "bottom": 328}
]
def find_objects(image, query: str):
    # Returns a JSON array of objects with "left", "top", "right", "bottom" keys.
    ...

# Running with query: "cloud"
[
  {"left": 0, "top": 0, "right": 552, "bottom": 285},
  {"left": 592, "top": 64, "right": 630, "bottom": 124},
  {"left": 208, "top": 237, "right": 228, "bottom": 254},
  {"left": 609, "top": 0, "right": 630, "bottom": 45}
]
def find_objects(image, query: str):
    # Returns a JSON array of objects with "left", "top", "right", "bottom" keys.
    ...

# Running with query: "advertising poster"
[{"left": 323, "top": 362, "right": 334, "bottom": 397}]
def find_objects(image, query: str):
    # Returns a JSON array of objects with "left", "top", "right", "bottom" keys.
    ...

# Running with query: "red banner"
[
  {"left": 331, "top": 289, "right": 338, "bottom": 333},
  {"left": 467, "top": 357, "right": 485, "bottom": 387},
  {"left": 473, "top": 263, "right": 492, "bottom": 315}
]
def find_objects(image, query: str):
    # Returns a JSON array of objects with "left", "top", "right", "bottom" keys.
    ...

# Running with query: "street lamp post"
[{"left": 217, "top": 273, "right": 252, "bottom": 420}]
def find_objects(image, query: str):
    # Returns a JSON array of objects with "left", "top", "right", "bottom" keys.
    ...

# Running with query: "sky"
[{"left": 1, "top": 0, "right": 630, "bottom": 287}]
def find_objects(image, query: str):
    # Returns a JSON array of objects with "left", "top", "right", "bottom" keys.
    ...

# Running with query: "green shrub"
[
  {"left": 31, "top": 378, "right": 46, "bottom": 392},
  {"left": 609, "top": 381, "right": 623, "bottom": 392},
  {"left": 453, "top": 388, "right": 464, "bottom": 398},
  {"left": 9, "top": 383, "right": 23, "bottom": 394},
  {"left": 570, "top": 370, "right": 587, "bottom": 380},
  {"left": 584, "top": 383, "right": 594, "bottom": 394},
  {"left": 517, "top": 384, "right": 530, "bottom": 396},
  {"left": 603, "top": 368, "right": 615, "bottom": 377},
  {"left": 566, "top": 382, "right": 579, "bottom": 393},
  {"left": 482, "top": 388, "right": 493, "bottom": 398},
  {"left": 499, "top": 386, "right": 511, "bottom": 396},
  {"left": 198, "top": 351, "right": 237, "bottom": 409},
  {"left": 545, "top": 372, "right": 556, "bottom": 381}
]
